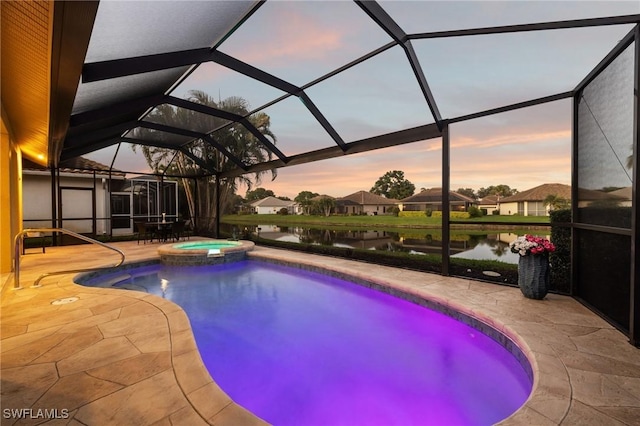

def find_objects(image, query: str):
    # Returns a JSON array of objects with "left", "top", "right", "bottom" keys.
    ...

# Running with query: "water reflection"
[
  {"left": 451, "top": 237, "right": 518, "bottom": 263},
  {"left": 224, "top": 224, "right": 535, "bottom": 264}
]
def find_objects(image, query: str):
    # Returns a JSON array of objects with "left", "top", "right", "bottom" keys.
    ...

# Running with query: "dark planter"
[{"left": 518, "top": 254, "right": 550, "bottom": 300}]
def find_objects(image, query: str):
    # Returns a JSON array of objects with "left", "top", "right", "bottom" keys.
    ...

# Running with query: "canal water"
[{"left": 221, "top": 224, "right": 547, "bottom": 265}]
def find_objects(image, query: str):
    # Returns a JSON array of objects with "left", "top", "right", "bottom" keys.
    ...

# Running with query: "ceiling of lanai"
[{"left": 2, "top": 1, "right": 638, "bottom": 179}]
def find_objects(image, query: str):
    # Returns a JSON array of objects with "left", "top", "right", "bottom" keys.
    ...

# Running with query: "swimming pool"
[{"left": 80, "top": 260, "right": 531, "bottom": 425}]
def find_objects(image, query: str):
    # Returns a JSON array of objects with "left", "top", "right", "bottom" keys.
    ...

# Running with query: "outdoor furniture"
[
  {"left": 22, "top": 231, "right": 47, "bottom": 254},
  {"left": 183, "top": 219, "right": 193, "bottom": 240},
  {"left": 135, "top": 221, "right": 156, "bottom": 244},
  {"left": 149, "top": 222, "right": 172, "bottom": 242},
  {"left": 171, "top": 220, "right": 187, "bottom": 241}
]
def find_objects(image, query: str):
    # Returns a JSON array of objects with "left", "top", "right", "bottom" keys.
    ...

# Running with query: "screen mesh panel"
[
  {"left": 577, "top": 43, "right": 634, "bottom": 228},
  {"left": 575, "top": 229, "right": 630, "bottom": 331}
]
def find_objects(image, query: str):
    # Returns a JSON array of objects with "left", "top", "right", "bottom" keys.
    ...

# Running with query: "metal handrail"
[{"left": 13, "top": 228, "right": 125, "bottom": 289}]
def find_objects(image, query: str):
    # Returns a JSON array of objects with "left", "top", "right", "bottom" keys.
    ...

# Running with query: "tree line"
[
  {"left": 245, "top": 171, "right": 520, "bottom": 204},
  {"left": 238, "top": 173, "right": 523, "bottom": 216}
]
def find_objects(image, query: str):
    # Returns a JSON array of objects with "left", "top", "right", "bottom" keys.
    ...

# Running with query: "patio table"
[{"left": 147, "top": 222, "right": 173, "bottom": 242}]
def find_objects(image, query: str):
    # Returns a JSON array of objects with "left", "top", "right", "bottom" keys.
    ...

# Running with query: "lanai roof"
[
  {"left": 2, "top": 1, "right": 638, "bottom": 181},
  {"left": 22, "top": 156, "right": 125, "bottom": 177}
]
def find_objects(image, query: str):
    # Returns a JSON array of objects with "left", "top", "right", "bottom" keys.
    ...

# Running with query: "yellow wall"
[{"left": 1, "top": 110, "right": 23, "bottom": 274}]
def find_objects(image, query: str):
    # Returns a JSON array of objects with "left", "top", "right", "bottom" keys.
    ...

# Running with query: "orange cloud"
[
  {"left": 227, "top": 9, "right": 344, "bottom": 67},
  {"left": 452, "top": 130, "right": 570, "bottom": 149},
  {"left": 420, "top": 129, "right": 570, "bottom": 152}
]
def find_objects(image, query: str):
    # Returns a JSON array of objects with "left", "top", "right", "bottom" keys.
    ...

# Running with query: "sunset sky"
[{"left": 86, "top": 0, "right": 639, "bottom": 199}]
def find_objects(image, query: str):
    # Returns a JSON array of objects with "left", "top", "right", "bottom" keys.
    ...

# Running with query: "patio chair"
[
  {"left": 171, "top": 220, "right": 187, "bottom": 241},
  {"left": 181, "top": 219, "right": 193, "bottom": 240},
  {"left": 135, "top": 221, "right": 155, "bottom": 244},
  {"left": 22, "top": 231, "right": 48, "bottom": 254}
]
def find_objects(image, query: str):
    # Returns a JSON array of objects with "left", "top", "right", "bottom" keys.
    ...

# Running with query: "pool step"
[
  {"left": 98, "top": 274, "right": 132, "bottom": 288},
  {"left": 207, "top": 249, "right": 223, "bottom": 258}
]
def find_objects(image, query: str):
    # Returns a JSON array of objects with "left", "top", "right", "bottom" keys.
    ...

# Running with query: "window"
[{"left": 529, "top": 201, "right": 546, "bottom": 216}]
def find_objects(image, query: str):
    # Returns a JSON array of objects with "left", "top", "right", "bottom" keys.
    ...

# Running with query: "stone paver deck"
[{"left": 1, "top": 240, "right": 639, "bottom": 425}]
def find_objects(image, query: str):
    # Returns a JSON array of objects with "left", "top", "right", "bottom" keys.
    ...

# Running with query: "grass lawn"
[{"left": 222, "top": 214, "right": 550, "bottom": 229}]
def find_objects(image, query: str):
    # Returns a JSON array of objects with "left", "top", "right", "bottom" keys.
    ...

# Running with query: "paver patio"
[{"left": 2, "top": 240, "right": 639, "bottom": 425}]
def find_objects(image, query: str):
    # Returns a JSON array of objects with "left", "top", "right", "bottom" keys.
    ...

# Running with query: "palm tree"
[
  {"left": 543, "top": 194, "right": 570, "bottom": 212},
  {"left": 491, "top": 242, "right": 509, "bottom": 257},
  {"left": 312, "top": 196, "right": 336, "bottom": 217},
  {"left": 132, "top": 90, "right": 277, "bottom": 232}
]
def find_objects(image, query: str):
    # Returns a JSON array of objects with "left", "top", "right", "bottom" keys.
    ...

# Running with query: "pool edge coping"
[{"left": 157, "top": 239, "right": 255, "bottom": 257}]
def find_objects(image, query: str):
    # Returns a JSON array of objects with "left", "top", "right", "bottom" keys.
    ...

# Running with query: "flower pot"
[{"left": 518, "top": 254, "right": 550, "bottom": 300}]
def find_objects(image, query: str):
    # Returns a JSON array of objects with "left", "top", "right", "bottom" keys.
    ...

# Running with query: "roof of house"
[
  {"left": 500, "top": 183, "right": 571, "bottom": 202},
  {"left": 251, "top": 196, "right": 296, "bottom": 208},
  {"left": 310, "top": 194, "right": 335, "bottom": 201},
  {"left": 608, "top": 186, "right": 632, "bottom": 200},
  {"left": 338, "top": 190, "right": 399, "bottom": 205},
  {"left": 576, "top": 187, "right": 627, "bottom": 201},
  {"left": 401, "top": 188, "right": 475, "bottom": 204},
  {"left": 478, "top": 195, "right": 500, "bottom": 205},
  {"left": 23, "top": 156, "right": 125, "bottom": 176},
  {"left": 500, "top": 183, "right": 622, "bottom": 203}
]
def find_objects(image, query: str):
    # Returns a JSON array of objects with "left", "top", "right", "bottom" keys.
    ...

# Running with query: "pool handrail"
[{"left": 13, "top": 228, "right": 125, "bottom": 289}]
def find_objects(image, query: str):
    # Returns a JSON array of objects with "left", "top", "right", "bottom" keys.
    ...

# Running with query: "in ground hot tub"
[{"left": 158, "top": 239, "right": 254, "bottom": 266}]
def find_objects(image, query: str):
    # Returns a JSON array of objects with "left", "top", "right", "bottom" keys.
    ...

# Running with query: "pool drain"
[{"left": 51, "top": 297, "right": 79, "bottom": 305}]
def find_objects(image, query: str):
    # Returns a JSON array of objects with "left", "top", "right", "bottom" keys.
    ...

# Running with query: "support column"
[
  {"left": 571, "top": 91, "right": 580, "bottom": 297},
  {"left": 215, "top": 175, "right": 220, "bottom": 238},
  {"left": 0, "top": 116, "right": 21, "bottom": 274},
  {"left": 194, "top": 178, "right": 199, "bottom": 234},
  {"left": 56, "top": 167, "right": 62, "bottom": 246},
  {"left": 92, "top": 171, "right": 97, "bottom": 237},
  {"left": 630, "top": 26, "right": 639, "bottom": 347},
  {"left": 441, "top": 122, "right": 450, "bottom": 276}
]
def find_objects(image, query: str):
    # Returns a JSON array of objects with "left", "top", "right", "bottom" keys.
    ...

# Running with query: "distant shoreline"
[{"left": 222, "top": 214, "right": 551, "bottom": 231}]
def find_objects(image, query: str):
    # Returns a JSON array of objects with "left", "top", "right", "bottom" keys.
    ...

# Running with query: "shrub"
[
  {"left": 425, "top": 208, "right": 433, "bottom": 217},
  {"left": 467, "top": 206, "right": 483, "bottom": 218},
  {"left": 398, "top": 211, "right": 426, "bottom": 218},
  {"left": 431, "top": 211, "right": 471, "bottom": 219},
  {"left": 390, "top": 206, "right": 400, "bottom": 217},
  {"left": 492, "top": 209, "right": 500, "bottom": 215},
  {"left": 278, "top": 208, "right": 289, "bottom": 215}
]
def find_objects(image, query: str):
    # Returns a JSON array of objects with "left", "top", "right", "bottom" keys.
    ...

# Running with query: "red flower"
[{"left": 511, "top": 234, "right": 555, "bottom": 256}]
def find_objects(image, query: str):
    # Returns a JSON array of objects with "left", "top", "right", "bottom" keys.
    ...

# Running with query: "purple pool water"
[{"left": 82, "top": 260, "right": 531, "bottom": 425}]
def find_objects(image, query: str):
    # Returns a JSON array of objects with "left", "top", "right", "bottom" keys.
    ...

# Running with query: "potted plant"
[{"left": 509, "top": 234, "right": 556, "bottom": 299}]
